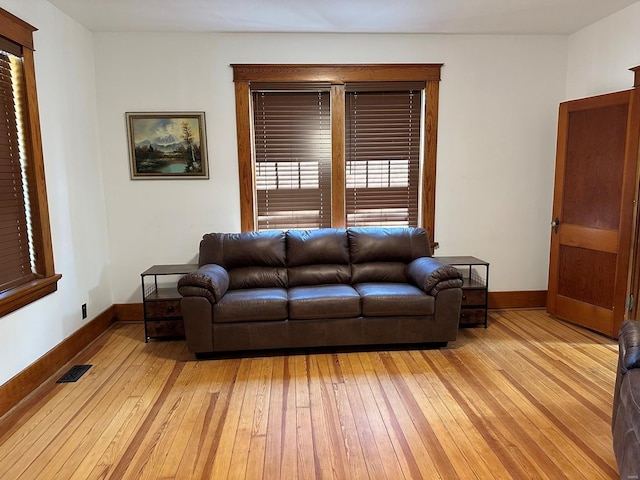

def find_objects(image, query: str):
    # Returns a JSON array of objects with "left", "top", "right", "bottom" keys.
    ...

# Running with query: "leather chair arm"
[
  {"left": 407, "top": 257, "right": 463, "bottom": 295},
  {"left": 619, "top": 320, "right": 640, "bottom": 373},
  {"left": 178, "top": 264, "right": 229, "bottom": 304}
]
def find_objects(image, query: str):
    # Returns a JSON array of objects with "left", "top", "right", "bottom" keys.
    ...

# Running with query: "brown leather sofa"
[
  {"left": 177, "top": 227, "right": 463, "bottom": 357},
  {"left": 613, "top": 320, "right": 640, "bottom": 478}
]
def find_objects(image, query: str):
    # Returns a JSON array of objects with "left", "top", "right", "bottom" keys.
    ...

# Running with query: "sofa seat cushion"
[
  {"left": 355, "top": 283, "right": 435, "bottom": 316},
  {"left": 288, "top": 284, "right": 361, "bottom": 320},
  {"left": 213, "top": 288, "right": 288, "bottom": 323}
]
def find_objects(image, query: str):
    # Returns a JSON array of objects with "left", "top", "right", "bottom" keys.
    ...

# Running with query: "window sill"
[{"left": 0, "top": 274, "right": 62, "bottom": 318}]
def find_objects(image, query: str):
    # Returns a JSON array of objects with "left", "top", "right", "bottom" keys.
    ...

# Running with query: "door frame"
[{"left": 626, "top": 88, "right": 640, "bottom": 324}]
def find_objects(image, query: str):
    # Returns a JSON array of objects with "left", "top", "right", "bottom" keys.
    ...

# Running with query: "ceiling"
[{"left": 46, "top": 0, "right": 638, "bottom": 35}]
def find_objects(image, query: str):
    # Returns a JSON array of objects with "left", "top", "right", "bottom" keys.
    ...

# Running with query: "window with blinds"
[
  {"left": 234, "top": 64, "right": 441, "bottom": 235},
  {"left": 345, "top": 83, "right": 423, "bottom": 227},
  {"left": 0, "top": 39, "right": 34, "bottom": 293},
  {"left": 0, "top": 9, "right": 60, "bottom": 317},
  {"left": 252, "top": 88, "right": 331, "bottom": 230}
]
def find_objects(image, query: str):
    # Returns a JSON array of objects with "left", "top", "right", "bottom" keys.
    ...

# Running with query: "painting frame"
[{"left": 126, "top": 111, "right": 209, "bottom": 179}]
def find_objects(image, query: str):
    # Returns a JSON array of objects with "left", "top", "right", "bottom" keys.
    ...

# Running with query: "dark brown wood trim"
[
  {"left": 0, "top": 274, "right": 62, "bottom": 318},
  {"left": 560, "top": 89, "right": 631, "bottom": 111},
  {"left": 0, "top": 7, "right": 36, "bottom": 50},
  {"left": 488, "top": 291, "right": 547, "bottom": 309},
  {"left": 631, "top": 66, "right": 640, "bottom": 88},
  {"left": 22, "top": 48, "right": 57, "bottom": 278},
  {"left": 234, "top": 81, "right": 254, "bottom": 232},
  {"left": 0, "top": 305, "right": 116, "bottom": 418},
  {"left": 231, "top": 64, "right": 443, "bottom": 83},
  {"left": 629, "top": 91, "right": 640, "bottom": 321},
  {"left": 331, "top": 84, "right": 346, "bottom": 228},
  {"left": 115, "top": 303, "right": 144, "bottom": 322},
  {"left": 423, "top": 81, "right": 439, "bottom": 243},
  {"left": 613, "top": 87, "right": 640, "bottom": 336}
]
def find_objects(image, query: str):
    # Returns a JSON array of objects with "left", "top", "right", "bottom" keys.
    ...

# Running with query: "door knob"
[{"left": 551, "top": 217, "right": 560, "bottom": 234}]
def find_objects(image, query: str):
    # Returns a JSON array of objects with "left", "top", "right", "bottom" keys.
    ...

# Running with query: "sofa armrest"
[
  {"left": 619, "top": 320, "right": 640, "bottom": 373},
  {"left": 407, "top": 257, "right": 463, "bottom": 295},
  {"left": 177, "top": 264, "right": 229, "bottom": 304},
  {"left": 613, "top": 320, "right": 640, "bottom": 437}
]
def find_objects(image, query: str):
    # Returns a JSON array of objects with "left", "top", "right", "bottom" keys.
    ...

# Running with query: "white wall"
[
  {"left": 0, "top": 0, "right": 111, "bottom": 385},
  {"left": 94, "top": 32, "right": 567, "bottom": 299},
  {"left": 567, "top": 1, "right": 640, "bottom": 98}
]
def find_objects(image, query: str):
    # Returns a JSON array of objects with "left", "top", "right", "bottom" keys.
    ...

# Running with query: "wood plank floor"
[{"left": 0, "top": 309, "right": 619, "bottom": 479}]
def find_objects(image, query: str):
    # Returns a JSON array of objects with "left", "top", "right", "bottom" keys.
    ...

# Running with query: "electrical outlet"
[{"left": 82, "top": 303, "right": 87, "bottom": 319}]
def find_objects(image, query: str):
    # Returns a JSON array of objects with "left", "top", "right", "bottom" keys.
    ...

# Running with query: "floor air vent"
[{"left": 56, "top": 365, "right": 92, "bottom": 383}]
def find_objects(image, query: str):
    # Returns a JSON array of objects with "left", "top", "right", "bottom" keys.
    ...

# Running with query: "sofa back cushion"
[
  {"left": 287, "top": 229, "right": 350, "bottom": 266},
  {"left": 348, "top": 227, "right": 431, "bottom": 263},
  {"left": 287, "top": 229, "right": 351, "bottom": 287},
  {"left": 200, "top": 231, "right": 287, "bottom": 268},
  {"left": 198, "top": 227, "right": 431, "bottom": 289},
  {"left": 199, "top": 231, "right": 287, "bottom": 289},
  {"left": 348, "top": 227, "right": 431, "bottom": 283},
  {"left": 228, "top": 266, "right": 288, "bottom": 290}
]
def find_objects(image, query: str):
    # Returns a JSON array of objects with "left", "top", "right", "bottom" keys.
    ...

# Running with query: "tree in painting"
[{"left": 181, "top": 121, "right": 201, "bottom": 173}]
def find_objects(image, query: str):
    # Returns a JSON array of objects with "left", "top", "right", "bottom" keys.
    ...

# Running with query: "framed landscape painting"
[{"left": 126, "top": 112, "right": 209, "bottom": 179}]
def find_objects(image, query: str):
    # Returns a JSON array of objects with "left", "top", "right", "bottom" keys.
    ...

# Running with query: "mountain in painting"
[{"left": 136, "top": 134, "right": 185, "bottom": 152}]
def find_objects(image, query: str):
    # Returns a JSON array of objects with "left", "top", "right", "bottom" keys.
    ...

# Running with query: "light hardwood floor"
[{"left": 0, "top": 310, "right": 619, "bottom": 479}]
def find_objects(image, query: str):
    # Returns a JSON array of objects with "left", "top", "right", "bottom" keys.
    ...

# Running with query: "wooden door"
[{"left": 547, "top": 89, "right": 640, "bottom": 337}]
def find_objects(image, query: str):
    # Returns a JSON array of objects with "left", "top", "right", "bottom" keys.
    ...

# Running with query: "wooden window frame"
[
  {"left": 232, "top": 63, "right": 442, "bottom": 241},
  {"left": 0, "top": 8, "right": 61, "bottom": 318}
]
